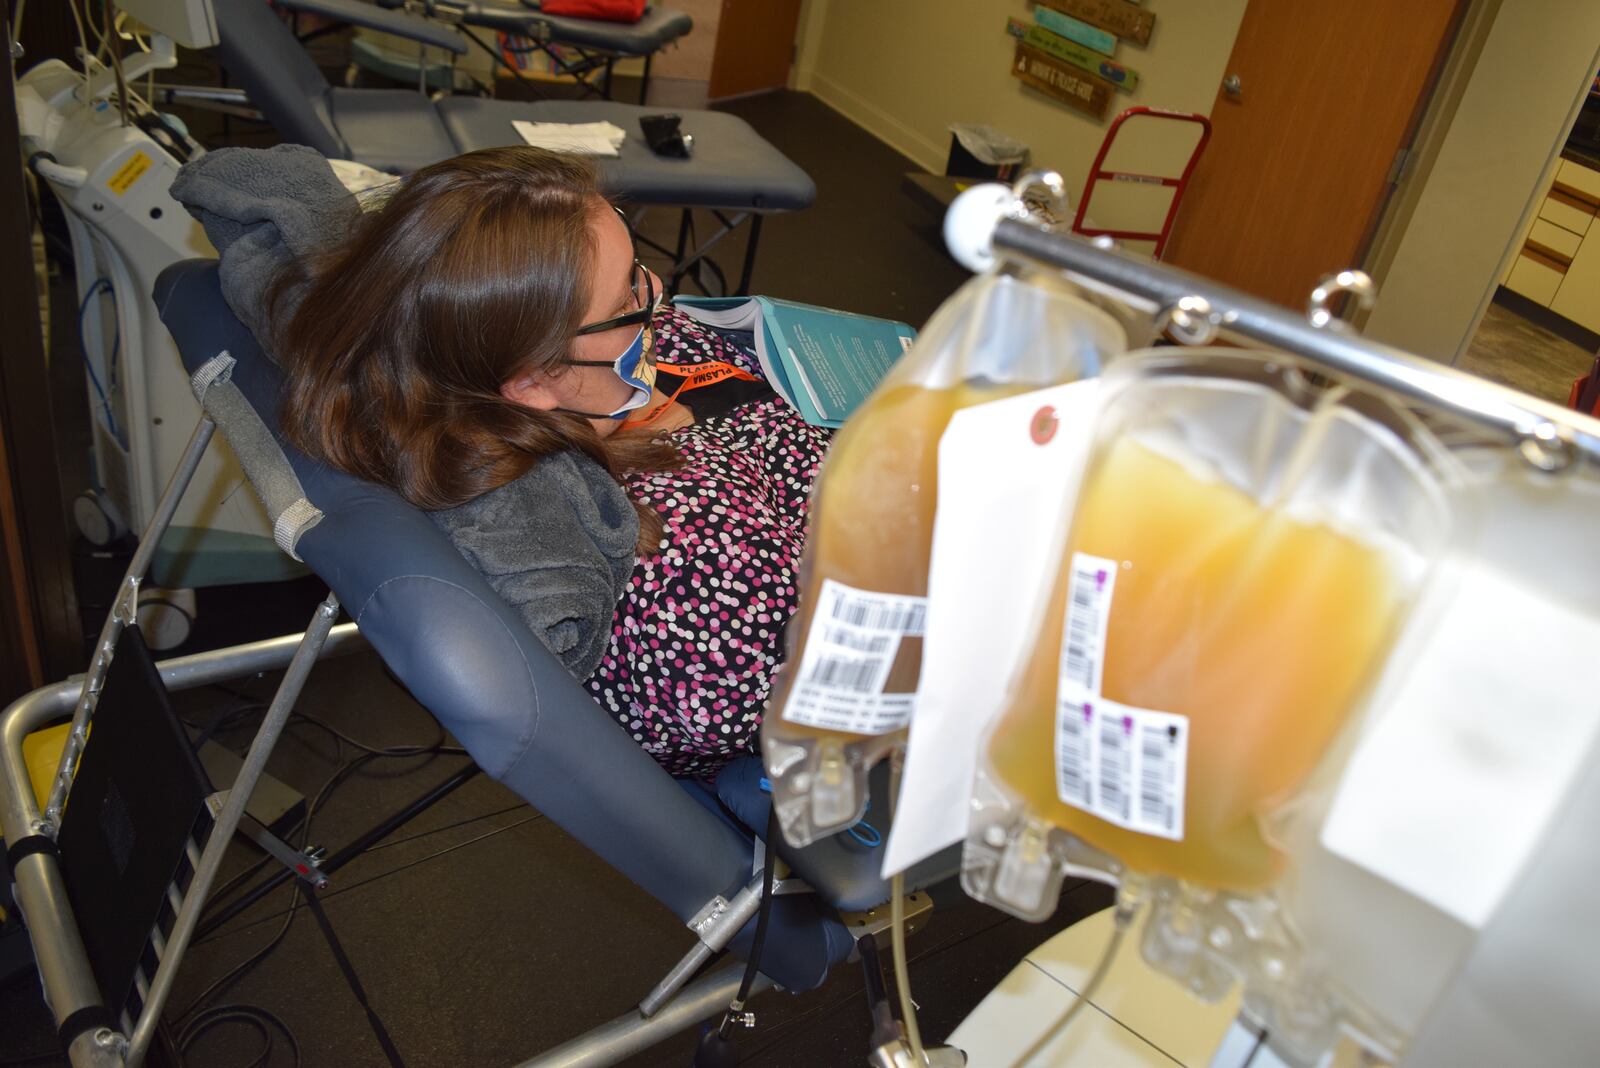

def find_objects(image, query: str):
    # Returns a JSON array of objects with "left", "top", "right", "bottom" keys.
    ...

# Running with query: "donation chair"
[
  {"left": 206, "top": 0, "right": 811, "bottom": 293},
  {"left": 357, "top": 0, "right": 695, "bottom": 104},
  {"left": 0, "top": 257, "right": 954, "bottom": 1067}
]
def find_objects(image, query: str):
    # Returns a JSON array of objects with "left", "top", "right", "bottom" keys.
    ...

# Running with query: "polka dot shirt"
[{"left": 583, "top": 305, "right": 833, "bottom": 778}]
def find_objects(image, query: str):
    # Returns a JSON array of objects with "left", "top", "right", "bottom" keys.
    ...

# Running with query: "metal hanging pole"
[{"left": 990, "top": 218, "right": 1600, "bottom": 472}]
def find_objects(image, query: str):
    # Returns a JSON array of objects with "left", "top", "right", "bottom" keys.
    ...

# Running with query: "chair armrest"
[{"left": 275, "top": 0, "right": 468, "bottom": 54}]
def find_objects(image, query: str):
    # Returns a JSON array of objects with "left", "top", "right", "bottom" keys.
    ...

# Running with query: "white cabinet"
[
  {"left": 1504, "top": 153, "right": 1600, "bottom": 334},
  {"left": 1550, "top": 220, "right": 1600, "bottom": 332}
]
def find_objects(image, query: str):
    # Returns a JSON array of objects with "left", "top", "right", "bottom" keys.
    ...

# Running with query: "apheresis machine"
[{"left": 17, "top": 0, "right": 300, "bottom": 647}]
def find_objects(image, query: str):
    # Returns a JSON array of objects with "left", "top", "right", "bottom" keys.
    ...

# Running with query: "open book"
[{"left": 673, "top": 296, "right": 917, "bottom": 428}]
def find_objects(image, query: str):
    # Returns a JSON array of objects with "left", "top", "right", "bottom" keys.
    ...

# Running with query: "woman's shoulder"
[{"left": 653, "top": 304, "right": 761, "bottom": 375}]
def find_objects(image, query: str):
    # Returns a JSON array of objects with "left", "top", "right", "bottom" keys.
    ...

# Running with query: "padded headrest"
[{"left": 152, "top": 260, "right": 573, "bottom": 779}]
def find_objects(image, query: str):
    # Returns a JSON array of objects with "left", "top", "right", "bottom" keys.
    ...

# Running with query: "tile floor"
[{"left": 1458, "top": 297, "right": 1595, "bottom": 405}]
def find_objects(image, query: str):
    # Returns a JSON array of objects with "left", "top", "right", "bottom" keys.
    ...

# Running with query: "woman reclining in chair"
[{"left": 276, "top": 146, "right": 828, "bottom": 779}]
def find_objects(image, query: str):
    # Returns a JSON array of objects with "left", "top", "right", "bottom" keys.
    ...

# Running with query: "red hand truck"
[{"left": 1071, "top": 106, "right": 1213, "bottom": 260}]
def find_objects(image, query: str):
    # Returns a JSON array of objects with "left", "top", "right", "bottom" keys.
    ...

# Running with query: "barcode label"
[
  {"left": 780, "top": 579, "right": 928, "bottom": 736},
  {"left": 1097, "top": 709, "right": 1133, "bottom": 823},
  {"left": 818, "top": 625, "right": 895, "bottom": 655},
  {"left": 1136, "top": 714, "right": 1187, "bottom": 838},
  {"left": 828, "top": 589, "right": 927, "bottom": 636},
  {"left": 805, "top": 653, "right": 884, "bottom": 692},
  {"left": 1058, "top": 553, "right": 1117, "bottom": 696},
  {"left": 1054, "top": 697, "right": 1187, "bottom": 841},
  {"left": 1056, "top": 699, "right": 1093, "bottom": 807}
]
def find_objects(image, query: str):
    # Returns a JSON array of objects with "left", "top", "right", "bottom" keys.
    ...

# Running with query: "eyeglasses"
[
  {"left": 574, "top": 206, "right": 657, "bottom": 338},
  {"left": 574, "top": 258, "right": 656, "bottom": 337}
]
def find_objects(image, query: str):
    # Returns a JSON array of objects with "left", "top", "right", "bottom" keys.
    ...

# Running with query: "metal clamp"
[{"left": 687, "top": 895, "right": 731, "bottom": 939}]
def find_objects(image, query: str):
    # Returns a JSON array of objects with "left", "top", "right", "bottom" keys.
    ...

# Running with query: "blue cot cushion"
[{"left": 435, "top": 98, "right": 817, "bottom": 211}]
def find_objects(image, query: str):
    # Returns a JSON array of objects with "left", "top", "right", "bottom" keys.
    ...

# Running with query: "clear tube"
[{"left": 1009, "top": 900, "right": 1137, "bottom": 1068}]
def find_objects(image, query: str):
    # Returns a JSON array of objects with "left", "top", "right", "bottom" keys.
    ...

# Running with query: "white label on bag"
[
  {"left": 1056, "top": 697, "right": 1189, "bottom": 841},
  {"left": 1059, "top": 553, "right": 1117, "bottom": 695},
  {"left": 1055, "top": 551, "right": 1187, "bottom": 840},
  {"left": 781, "top": 579, "right": 928, "bottom": 735}
]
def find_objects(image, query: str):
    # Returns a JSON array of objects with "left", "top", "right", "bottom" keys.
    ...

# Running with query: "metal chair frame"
[{"left": 0, "top": 404, "right": 802, "bottom": 1068}]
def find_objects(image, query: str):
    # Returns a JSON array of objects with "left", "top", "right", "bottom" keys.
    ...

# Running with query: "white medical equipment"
[
  {"left": 15, "top": 0, "right": 295, "bottom": 648},
  {"left": 896, "top": 180, "right": 1600, "bottom": 1067}
]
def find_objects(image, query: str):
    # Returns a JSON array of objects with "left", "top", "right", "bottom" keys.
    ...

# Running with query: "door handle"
[{"left": 1223, "top": 74, "right": 1243, "bottom": 98}]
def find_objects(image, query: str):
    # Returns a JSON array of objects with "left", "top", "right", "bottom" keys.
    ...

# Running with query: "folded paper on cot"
[
  {"left": 882, "top": 380, "right": 1102, "bottom": 878},
  {"left": 512, "top": 120, "right": 627, "bottom": 157}
]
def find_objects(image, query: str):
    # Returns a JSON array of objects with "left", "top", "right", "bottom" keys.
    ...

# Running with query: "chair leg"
[
  {"left": 736, "top": 215, "right": 763, "bottom": 297},
  {"left": 637, "top": 877, "right": 765, "bottom": 1018},
  {"left": 304, "top": 889, "right": 407, "bottom": 1067},
  {"left": 517, "top": 967, "right": 773, "bottom": 1068}
]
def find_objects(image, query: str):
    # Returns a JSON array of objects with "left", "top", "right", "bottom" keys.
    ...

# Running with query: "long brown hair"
[{"left": 275, "top": 146, "right": 678, "bottom": 555}]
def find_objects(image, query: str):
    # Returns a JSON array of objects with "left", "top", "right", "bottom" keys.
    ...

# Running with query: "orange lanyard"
[{"left": 624, "top": 359, "right": 760, "bottom": 427}]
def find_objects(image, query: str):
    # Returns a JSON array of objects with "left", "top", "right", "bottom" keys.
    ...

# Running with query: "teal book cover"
[{"left": 673, "top": 296, "right": 916, "bottom": 428}]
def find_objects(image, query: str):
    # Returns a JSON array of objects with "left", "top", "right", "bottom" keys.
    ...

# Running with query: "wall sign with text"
[{"left": 1006, "top": 0, "right": 1154, "bottom": 121}]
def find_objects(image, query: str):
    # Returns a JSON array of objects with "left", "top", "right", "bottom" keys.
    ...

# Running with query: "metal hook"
[
  {"left": 1156, "top": 295, "right": 1228, "bottom": 345},
  {"left": 1307, "top": 270, "right": 1377, "bottom": 331},
  {"left": 1517, "top": 420, "right": 1578, "bottom": 475},
  {"left": 1007, "top": 169, "right": 1071, "bottom": 226}
]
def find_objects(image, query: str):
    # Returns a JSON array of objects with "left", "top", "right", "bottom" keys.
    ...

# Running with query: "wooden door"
[
  {"left": 707, "top": 0, "right": 804, "bottom": 101},
  {"left": 1163, "top": 0, "right": 1465, "bottom": 310}
]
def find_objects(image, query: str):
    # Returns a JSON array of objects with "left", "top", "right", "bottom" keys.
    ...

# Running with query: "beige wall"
[
  {"left": 1365, "top": 0, "right": 1600, "bottom": 362},
  {"left": 794, "top": 0, "right": 1247, "bottom": 221}
]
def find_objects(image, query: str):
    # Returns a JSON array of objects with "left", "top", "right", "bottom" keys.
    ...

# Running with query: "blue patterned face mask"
[{"left": 557, "top": 319, "right": 658, "bottom": 420}]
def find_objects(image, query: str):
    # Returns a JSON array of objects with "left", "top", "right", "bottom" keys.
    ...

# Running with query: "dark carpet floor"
[{"left": 2, "top": 72, "right": 1109, "bottom": 1068}]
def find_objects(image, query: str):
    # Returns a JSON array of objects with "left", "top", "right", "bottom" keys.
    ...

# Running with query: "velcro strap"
[
  {"left": 6, "top": 834, "right": 60, "bottom": 870},
  {"left": 58, "top": 1004, "right": 117, "bottom": 1049},
  {"left": 189, "top": 350, "right": 235, "bottom": 402},
  {"left": 273, "top": 498, "right": 323, "bottom": 561}
]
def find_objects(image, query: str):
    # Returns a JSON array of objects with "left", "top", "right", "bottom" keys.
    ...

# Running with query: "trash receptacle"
[{"left": 946, "top": 124, "right": 1030, "bottom": 181}]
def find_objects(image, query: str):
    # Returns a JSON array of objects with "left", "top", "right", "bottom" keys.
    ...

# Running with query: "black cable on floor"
[
  {"left": 177, "top": 1004, "right": 303, "bottom": 1068},
  {"left": 170, "top": 713, "right": 467, "bottom": 1062}
]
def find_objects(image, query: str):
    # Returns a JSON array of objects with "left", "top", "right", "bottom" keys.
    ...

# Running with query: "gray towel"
[
  {"left": 430, "top": 453, "right": 637, "bottom": 677},
  {"left": 171, "top": 145, "right": 638, "bottom": 678},
  {"left": 170, "top": 144, "right": 359, "bottom": 341}
]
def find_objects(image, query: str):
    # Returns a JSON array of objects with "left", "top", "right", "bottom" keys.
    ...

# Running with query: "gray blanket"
[
  {"left": 171, "top": 146, "right": 637, "bottom": 677},
  {"left": 169, "top": 144, "right": 358, "bottom": 341}
]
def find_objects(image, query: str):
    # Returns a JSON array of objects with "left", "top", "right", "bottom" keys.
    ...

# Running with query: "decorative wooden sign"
[
  {"left": 1031, "top": 4, "right": 1116, "bottom": 56},
  {"left": 1006, "top": 16, "right": 1140, "bottom": 92},
  {"left": 1035, "top": 0, "right": 1155, "bottom": 47},
  {"left": 1012, "top": 42, "right": 1115, "bottom": 121}
]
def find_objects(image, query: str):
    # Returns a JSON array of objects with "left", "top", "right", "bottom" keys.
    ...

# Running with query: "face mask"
[{"left": 557, "top": 320, "right": 658, "bottom": 420}]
